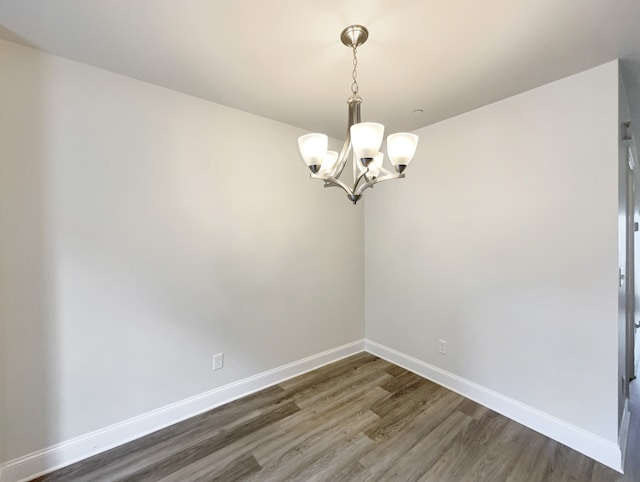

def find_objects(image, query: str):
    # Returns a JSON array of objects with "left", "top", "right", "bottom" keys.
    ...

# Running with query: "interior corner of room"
[{"left": 1, "top": 2, "right": 640, "bottom": 481}]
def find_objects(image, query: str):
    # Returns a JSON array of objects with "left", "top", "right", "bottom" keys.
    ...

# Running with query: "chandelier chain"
[{"left": 351, "top": 46, "right": 359, "bottom": 96}]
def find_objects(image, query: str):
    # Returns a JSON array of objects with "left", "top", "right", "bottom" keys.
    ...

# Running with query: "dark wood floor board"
[
  {"left": 277, "top": 352, "right": 378, "bottom": 393},
  {"left": 364, "top": 384, "right": 459, "bottom": 444},
  {"left": 76, "top": 406, "right": 273, "bottom": 482},
  {"left": 243, "top": 410, "right": 380, "bottom": 481},
  {"left": 457, "top": 397, "right": 489, "bottom": 419},
  {"left": 368, "top": 373, "right": 441, "bottom": 419},
  {"left": 281, "top": 359, "right": 392, "bottom": 409},
  {"left": 359, "top": 389, "right": 464, "bottom": 473},
  {"left": 279, "top": 352, "right": 382, "bottom": 394},
  {"left": 375, "top": 410, "right": 472, "bottom": 481},
  {"left": 403, "top": 375, "right": 450, "bottom": 404},
  {"left": 117, "top": 401, "right": 300, "bottom": 481},
  {"left": 561, "top": 448, "right": 597, "bottom": 481},
  {"left": 331, "top": 461, "right": 375, "bottom": 481},
  {"left": 249, "top": 387, "right": 386, "bottom": 466},
  {"left": 418, "top": 429, "right": 476, "bottom": 482},
  {"left": 155, "top": 421, "right": 277, "bottom": 482},
  {"left": 32, "top": 353, "right": 638, "bottom": 482},
  {"left": 156, "top": 443, "right": 264, "bottom": 482},
  {"left": 459, "top": 419, "right": 540, "bottom": 482},
  {"left": 278, "top": 432, "right": 374, "bottom": 482},
  {"left": 458, "top": 419, "right": 522, "bottom": 481},
  {"left": 546, "top": 443, "right": 596, "bottom": 481},
  {"left": 420, "top": 407, "right": 511, "bottom": 481},
  {"left": 383, "top": 362, "right": 409, "bottom": 377},
  {"left": 460, "top": 408, "right": 511, "bottom": 447},
  {"left": 297, "top": 372, "right": 390, "bottom": 419},
  {"left": 368, "top": 385, "right": 415, "bottom": 418},
  {"left": 504, "top": 430, "right": 556, "bottom": 482},
  {"left": 202, "top": 452, "right": 261, "bottom": 482},
  {"left": 287, "top": 359, "right": 393, "bottom": 409},
  {"left": 365, "top": 395, "right": 420, "bottom": 441},
  {"left": 163, "top": 381, "right": 389, "bottom": 482},
  {"left": 378, "top": 369, "right": 426, "bottom": 394},
  {"left": 38, "top": 400, "right": 272, "bottom": 482},
  {"left": 591, "top": 461, "right": 628, "bottom": 482}
]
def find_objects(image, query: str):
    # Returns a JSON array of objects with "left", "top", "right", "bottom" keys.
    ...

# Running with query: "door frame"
[{"left": 626, "top": 145, "right": 636, "bottom": 383}]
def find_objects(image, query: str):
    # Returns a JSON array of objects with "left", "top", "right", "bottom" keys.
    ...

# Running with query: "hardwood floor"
[{"left": 32, "top": 353, "right": 638, "bottom": 481}]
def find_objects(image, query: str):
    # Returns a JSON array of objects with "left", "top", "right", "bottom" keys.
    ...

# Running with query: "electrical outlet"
[
  {"left": 438, "top": 339, "right": 447, "bottom": 355},
  {"left": 213, "top": 353, "right": 224, "bottom": 371}
]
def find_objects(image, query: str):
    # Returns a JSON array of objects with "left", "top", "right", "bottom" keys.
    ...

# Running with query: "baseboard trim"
[
  {"left": 619, "top": 397, "right": 630, "bottom": 471},
  {"left": 364, "top": 339, "right": 623, "bottom": 473},
  {"left": 0, "top": 339, "right": 365, "bottom": 482}
]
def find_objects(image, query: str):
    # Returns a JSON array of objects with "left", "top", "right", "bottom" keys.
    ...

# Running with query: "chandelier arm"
[
  {"left": 309, "top": 172, "right": 327, "bottom": 181},
  {"left": 362, "top": 166, "right": 396, "bottom": 183},
  {"left": 330, "top": 132, "right": 352, "bottom": 179},
  {"left": 352, "top": 166, "right": 369, "bottom": 191},
  {"left": 310, "top": 172, "right": 355, "bottom": 198},
  {"left": 355, "top": 172, "right": 405, "bottom": 197},
  {"left": 321, "top": 177, "right": 354, "bottom": 196},
  {"left": 374, "top": 166, "right": 395, "bottom": 178}
]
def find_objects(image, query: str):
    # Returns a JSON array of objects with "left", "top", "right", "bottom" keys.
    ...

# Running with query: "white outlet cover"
[
  {"left": 213, "top": 353, "right": 224, "bottom": 370},
  {"left": 438, "top": 339, "right": 447, "bottom": 354}
]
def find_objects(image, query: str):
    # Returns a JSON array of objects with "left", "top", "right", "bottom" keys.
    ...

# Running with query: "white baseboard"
[
  {"left": 619, "top": 397, "right": 630, "bottom": 471},
  {"left": 0, "top": 339, "right": 365, "bottom": 482},
  {"left": 364, "top": 339, "right": 623, "bottom": 473}
]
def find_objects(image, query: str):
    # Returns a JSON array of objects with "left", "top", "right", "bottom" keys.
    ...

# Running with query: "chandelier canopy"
[{"left": 297, "top": 25, "right": 419, "bottom": 204}]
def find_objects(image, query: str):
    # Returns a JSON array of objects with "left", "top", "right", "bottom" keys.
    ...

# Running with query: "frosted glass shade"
[
  {"left": 320, "top": 151, "right": 339, "bottom": 175},
  {"left": 350, "top": 122, "right": 384, "bottom": 159},
  {"left": 387, "top": 133, "right": 418, "bottom": 167},
  {"left": 298, "top": 133, "right": 328, "bottom": 167}
]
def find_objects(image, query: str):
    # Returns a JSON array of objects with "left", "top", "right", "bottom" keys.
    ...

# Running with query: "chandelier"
[{"left": 297, "top": 25, "right": 419, "bottom": 204}]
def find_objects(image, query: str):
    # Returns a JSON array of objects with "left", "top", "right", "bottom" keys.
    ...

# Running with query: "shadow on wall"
[
  {"left": 0, "top": 25, "right": 36, "bottom": 48},
  {"left": 0, "top": 37, "right": 59, "bottom": 463}
]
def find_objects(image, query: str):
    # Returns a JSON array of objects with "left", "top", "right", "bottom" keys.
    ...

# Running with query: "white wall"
[
  {"left": 0, "top": 39, "right": 364, "bottom": 462},
  {"left": 365, "top": 62, "right": 620, "bottom": 442}
]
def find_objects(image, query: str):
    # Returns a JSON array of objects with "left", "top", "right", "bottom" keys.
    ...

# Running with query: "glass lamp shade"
[
  {"left": 298, "top": 133, "right": 328, "bottom": 168},
  {"left": 350, "top": 122, "right": 384, "bottom": 160},
  {"left": 387, "top": 133, "right": 418, "bottom": 169},
  {"left": 320, "top": 151, "right": 339, "bottom": 175}
]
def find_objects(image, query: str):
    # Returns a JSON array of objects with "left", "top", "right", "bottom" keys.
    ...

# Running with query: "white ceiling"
[{"left": 1, "top": 0, "right": 640, "bottom": 139}]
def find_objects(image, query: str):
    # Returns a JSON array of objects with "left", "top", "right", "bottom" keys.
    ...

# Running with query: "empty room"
[{"left": 2, "top": 1, "right": 640, "bottom": 481}]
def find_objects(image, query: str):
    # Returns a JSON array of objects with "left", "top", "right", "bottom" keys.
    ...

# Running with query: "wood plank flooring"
[{"left": 32, "top": 353, "right": 638, "bottom": 481}]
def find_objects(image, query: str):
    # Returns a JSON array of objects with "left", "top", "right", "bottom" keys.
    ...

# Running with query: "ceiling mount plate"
[{"left": 340, "top": 25, "right": 369, "bottom": 48}]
